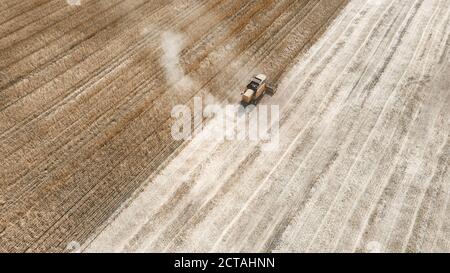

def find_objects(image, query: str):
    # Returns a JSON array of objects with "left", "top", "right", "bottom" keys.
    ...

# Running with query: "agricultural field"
[{"left": 0, "top": 0, "right": 448, "bottom": 253}]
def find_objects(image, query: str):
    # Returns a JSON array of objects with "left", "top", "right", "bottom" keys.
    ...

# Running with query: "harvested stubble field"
[{"left": 0, "top": 0, "right": 449, "bottom": 253}]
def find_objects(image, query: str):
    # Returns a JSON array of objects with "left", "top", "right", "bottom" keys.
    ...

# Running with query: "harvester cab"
[{"left": 241, "top": 74, "right": 275, "bottom": 106}]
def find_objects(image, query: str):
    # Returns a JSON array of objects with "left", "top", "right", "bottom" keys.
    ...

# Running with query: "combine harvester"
[{"left": 241, "top": 74, "right": 276, "bottom": 106}]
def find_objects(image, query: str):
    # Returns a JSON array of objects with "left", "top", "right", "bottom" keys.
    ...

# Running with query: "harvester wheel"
[{"left": 266, "top": 85, "right": 276, "bottom": 96}]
